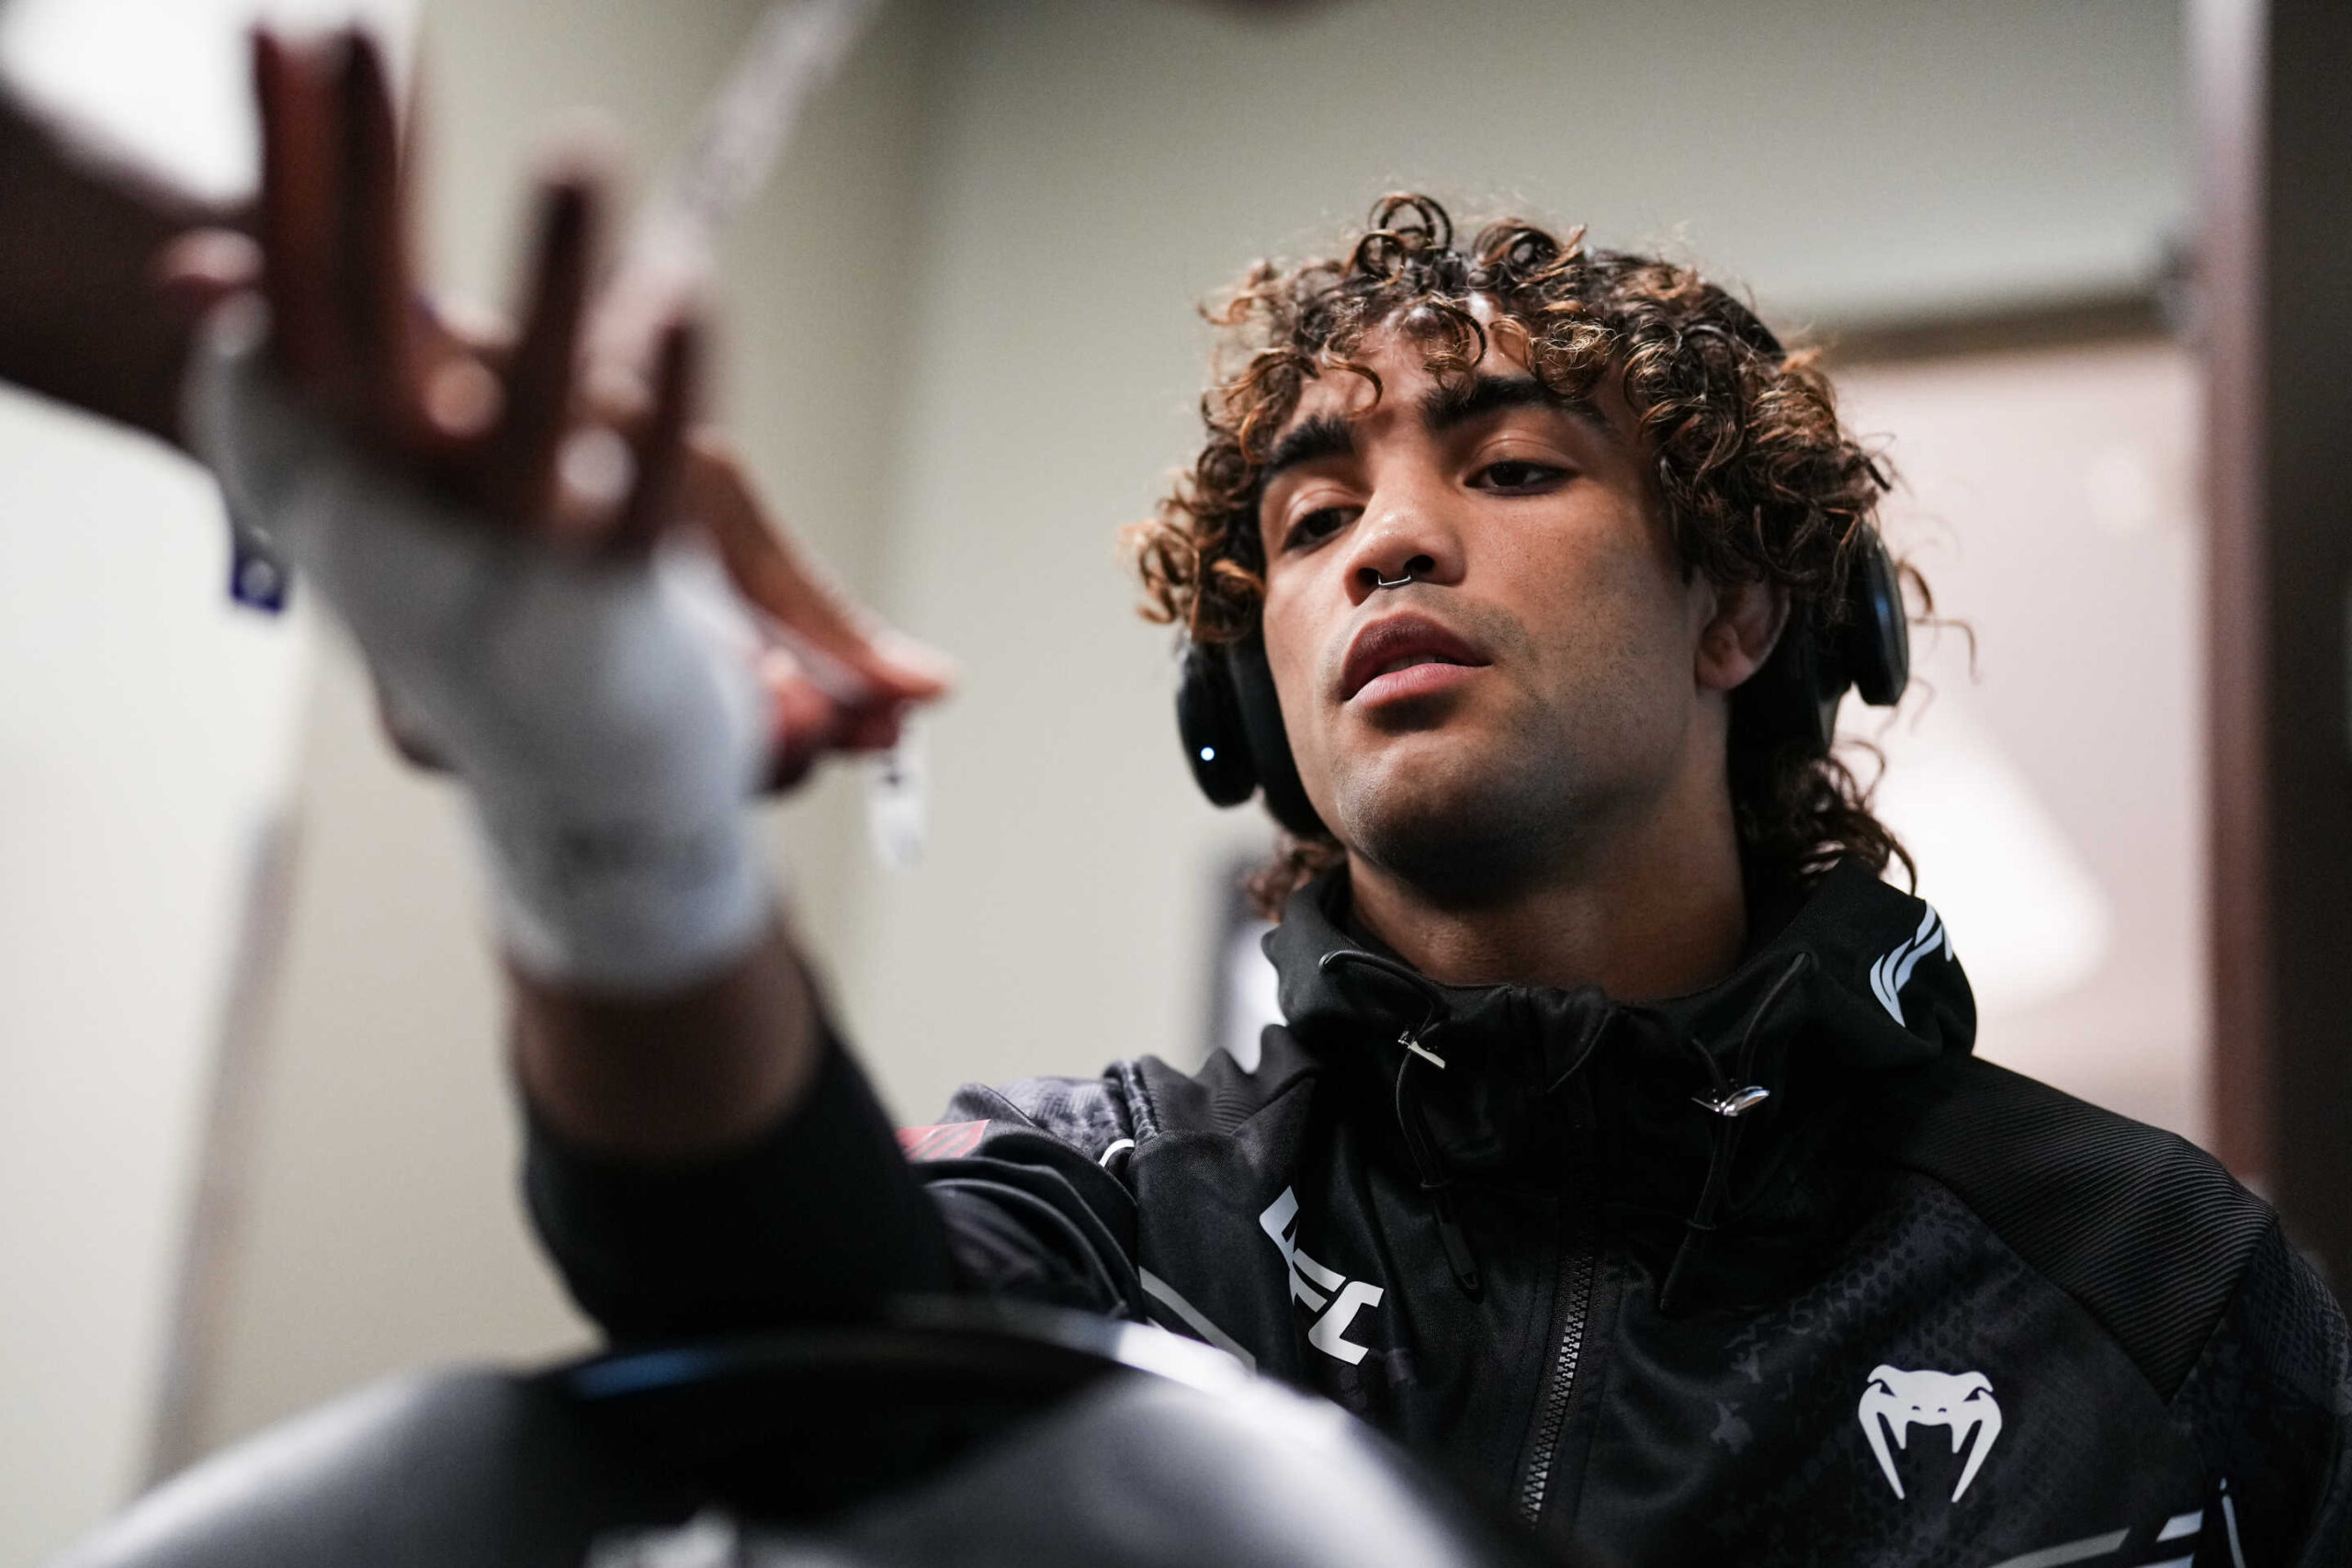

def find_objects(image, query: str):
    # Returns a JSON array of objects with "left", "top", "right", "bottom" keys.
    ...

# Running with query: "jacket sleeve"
[
  {"left": 522, "top": 1029, "right": 956, "bottom": 1342},
  {"left": 2170, "top": 1220, "right": 2352, "bottom": 1567},
  {"left": 524, "top": 1034, "right": 1152, "bottom": 1342},
  {"left": 899, "top": 1074, "right": 1149, "bottom": 1319}
]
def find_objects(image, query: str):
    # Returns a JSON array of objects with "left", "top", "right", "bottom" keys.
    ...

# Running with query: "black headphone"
[{"left": 1173, "top": 532, "right": 1909, "bottom": 839}]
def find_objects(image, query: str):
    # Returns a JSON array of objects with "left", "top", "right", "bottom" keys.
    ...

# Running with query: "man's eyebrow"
[
  {"left": 1420, "top": 374, "right": 1609, "bottom": 438},
  {"left": 1257, "top": 412, "right": 1356, "bottom": 485},
  {"left": 1257, "top": 376, "right": 1605, "bottom": 490}
]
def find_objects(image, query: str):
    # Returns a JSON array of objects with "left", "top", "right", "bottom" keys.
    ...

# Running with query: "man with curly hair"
[
  {"left": 1136, "top": 198, "right": 1908, "bottom": 924},
  {"left": 197, "top": 95, "right": 2348, "bottom": 1564}
]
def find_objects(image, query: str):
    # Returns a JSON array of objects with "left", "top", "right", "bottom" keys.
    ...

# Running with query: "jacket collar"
[{"left": 1262, "top": 860, "right": 1978, "bottom": 1307}]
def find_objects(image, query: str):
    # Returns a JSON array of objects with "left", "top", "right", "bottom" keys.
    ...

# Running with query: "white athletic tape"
[{"left": 187, "top": 299, "right": 773, "bottom": 993}]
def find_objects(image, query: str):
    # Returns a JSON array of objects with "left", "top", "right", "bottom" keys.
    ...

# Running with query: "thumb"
[{"left": 688, "top": 437, "right": 956, "bottom": 705}]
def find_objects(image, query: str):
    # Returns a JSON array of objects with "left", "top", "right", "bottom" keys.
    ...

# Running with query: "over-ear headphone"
[
  {"left": 1726, "top": 527, "right": 1910, "bottom": 756},
  {"left": 1178, "top": 633, "right": 1328, "bottom": 837},
  {"left": 1172, "top": 529, "right": 1908, "bottom": 837}
]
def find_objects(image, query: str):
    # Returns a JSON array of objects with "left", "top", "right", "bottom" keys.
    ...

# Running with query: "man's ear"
[{"left": 1694, "top": 577, "right": 1790, "bottom": 693}]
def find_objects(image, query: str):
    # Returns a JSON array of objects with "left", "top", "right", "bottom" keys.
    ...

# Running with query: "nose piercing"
[{"left": 1373, "top": 570, "right": 1417, "bottom": 590}]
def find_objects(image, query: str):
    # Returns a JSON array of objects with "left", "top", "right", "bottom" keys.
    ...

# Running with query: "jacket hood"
[{"left": 1261, "top": 860, "right": 1978, "bottom": 1307}]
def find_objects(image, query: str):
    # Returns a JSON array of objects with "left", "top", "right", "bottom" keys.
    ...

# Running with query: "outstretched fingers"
[
  {"left": 487, "top": 177, "right": 596, "bottom": 520},
  {"left": 335, "top": 32, "right": 421, "bottom": 445},
  {"left": 612, "top": 318, "right": 699, "bottom": 553},
  {"left": 253, "top": 29, "right": 340, "bottom": 390}
]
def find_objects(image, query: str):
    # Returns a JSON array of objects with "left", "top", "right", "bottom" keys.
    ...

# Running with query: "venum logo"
[
  {"left": 1858, "top": 1365, "right": 2002, "bottom": 1502},
  {"left": 1258, "top": 1187, "right": 1385, "bottom": 1365}
]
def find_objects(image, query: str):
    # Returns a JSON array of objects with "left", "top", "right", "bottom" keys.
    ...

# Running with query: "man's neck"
[{"left": 1343, "top": 772, "right": 1750, "bottom": 1003}]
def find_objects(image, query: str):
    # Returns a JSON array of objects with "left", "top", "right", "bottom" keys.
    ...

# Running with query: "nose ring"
[{"left": 1373, "top": 571, "right": 1417, "bottom": 591}]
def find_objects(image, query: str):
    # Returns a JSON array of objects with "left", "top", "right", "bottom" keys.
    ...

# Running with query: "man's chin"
[{"left": 1332, "top": 767, "right": 1560, "bottom": 899}]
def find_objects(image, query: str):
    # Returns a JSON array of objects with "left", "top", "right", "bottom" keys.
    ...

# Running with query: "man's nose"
[{"left": 1340, "top": 490, "right": 1464, "bottom": 605}]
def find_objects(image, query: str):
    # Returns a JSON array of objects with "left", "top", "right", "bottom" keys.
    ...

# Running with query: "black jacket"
[{"left": 528, "top": 863, "right": 2352, "bottom": 1567}]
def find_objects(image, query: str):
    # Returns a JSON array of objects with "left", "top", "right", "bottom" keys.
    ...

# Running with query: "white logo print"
[
  {"left": 1858, "top": 1365, "right": 2002, "bottom": 1502},
  {"left": 1259, "top": 1187, "right": 1385, "bottom": 1365},
  {"left": 1870, "top": 907, "right": 1951, "bottom": 1027}
]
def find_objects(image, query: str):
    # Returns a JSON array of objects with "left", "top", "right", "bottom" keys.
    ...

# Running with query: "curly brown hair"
[{"left": 1127, "top": 194, "right": 1917, "bottom": 919}]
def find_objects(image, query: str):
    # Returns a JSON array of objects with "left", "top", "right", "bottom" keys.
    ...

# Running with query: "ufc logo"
[{"left": 1259, "top": 1186, "right": 1385, "bottom": 1366}]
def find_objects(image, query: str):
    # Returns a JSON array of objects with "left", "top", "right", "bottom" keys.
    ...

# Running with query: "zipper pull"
[
  {"left": 1400, "top": 1029, "right": 1448, "bottom": 1070},
  {"left": 1693, "top": 1084, "right": 1771, "bottom": 1118}
]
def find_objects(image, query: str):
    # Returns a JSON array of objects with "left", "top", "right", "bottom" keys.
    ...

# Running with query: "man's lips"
[{"left": 1339, "top": 613, "right": 1492, "bottom": 703}]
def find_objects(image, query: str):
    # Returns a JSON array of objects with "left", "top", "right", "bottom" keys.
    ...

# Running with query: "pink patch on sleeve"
[{"left": 896, "top": 1120, "right": 989, "bottom": 1161}]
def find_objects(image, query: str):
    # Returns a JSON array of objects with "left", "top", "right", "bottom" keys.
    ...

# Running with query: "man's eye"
[
  {"left": 1474, "top": 460, "right": 1566, "bottom": 491},
  {"left": 1283, "top": 505, "right": 1353, "bottom": 550}
]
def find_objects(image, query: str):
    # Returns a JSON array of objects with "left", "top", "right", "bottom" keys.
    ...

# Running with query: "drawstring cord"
[
  {"left": 1657, "top": 952, "right": 1814, "bottom": 1315},
  {"left": 1319, "top": 951, "right": 1484, "bottom": 1298},
  {"left": 1396, "top": 1045, "right": 1484, "bottom": 1297},
  {"left": 1320, "top": 943, "right": 1814, "bottom": 1312}
]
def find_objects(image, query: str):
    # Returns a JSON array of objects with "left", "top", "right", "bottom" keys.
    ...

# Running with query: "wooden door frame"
[{"left": 2194, "top": 0, "right": 2352, "bottom": 1283}]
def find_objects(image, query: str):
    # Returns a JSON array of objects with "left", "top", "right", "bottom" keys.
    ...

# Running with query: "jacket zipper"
[{"left": 1517, "top": 1240, "right": 1597, "bottom": 1526}]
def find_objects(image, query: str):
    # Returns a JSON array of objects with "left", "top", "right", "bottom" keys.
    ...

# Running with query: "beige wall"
[
  {"left": 22, "top": 0, "right": 2197, "bottom": 1530},
  {"left": 0, "top": 390, "right": 310, "bottom": 1566}
]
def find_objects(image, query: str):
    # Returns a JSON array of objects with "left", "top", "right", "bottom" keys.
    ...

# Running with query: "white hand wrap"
[{"left": 187, "top": 301, "right": 773, "bottom": 993}]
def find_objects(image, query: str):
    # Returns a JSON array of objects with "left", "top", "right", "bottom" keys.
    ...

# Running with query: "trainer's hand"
[
  {"left": 0, "top": 91, "right": 237, "bottom": 442},
  {"left": 164, "top": 28, "right": 950, "bottom": 782}
]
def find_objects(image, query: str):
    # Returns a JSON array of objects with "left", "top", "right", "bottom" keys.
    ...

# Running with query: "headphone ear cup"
[
  {"left": 1178, "top": 641, "right": 1260, "bottom": 807},
  {"left": 1226, "top": 637, "right": 1329, "bottom": 839},
  {"left": 1841, "top": 529, "right": 1909, "bottom": 708},
  {"left": 1729, "top": 527, "right": 1911, "bottom": 756}
]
